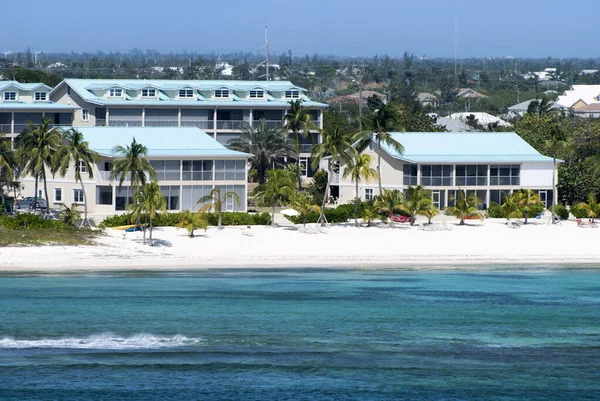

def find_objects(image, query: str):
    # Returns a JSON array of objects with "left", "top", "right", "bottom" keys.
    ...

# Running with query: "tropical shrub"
[
  {"left": 0, "top": 214, "right": 72, "bottom": 230},
  {"left": 100, "top": 211, "right": 270, "bottom": 228},
  {"left": 554, "top": 204, "right": 569, "bottom": 220},
  {"left": 486, "top": 202, "right": 503, "bottom": 218},
  {"left": 524, "top": 204, "right": 545, "bottom": 218},
  {"left": 569, "top": 204, "right": 588, "bottom": 219}
]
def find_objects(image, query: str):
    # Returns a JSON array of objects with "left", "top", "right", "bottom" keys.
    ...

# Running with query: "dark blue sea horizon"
[{"left": 1, "top": 267, "right": 599, "bottom": 400}]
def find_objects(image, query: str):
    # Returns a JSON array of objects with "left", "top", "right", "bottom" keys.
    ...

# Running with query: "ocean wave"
[{"left": 0, "top": 333, "right": 203, "bottom": 350}]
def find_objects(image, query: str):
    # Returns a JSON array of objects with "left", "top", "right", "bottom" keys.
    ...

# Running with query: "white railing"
[
  {"left": 144, "top": 120, "right": 179, "bottom": 127},
  {"left": 181, "top": 120, "right": 214, "bottom": 129},
  {"left": 216, "top": 120, "right": 246, "bottom": 130},
  {"left": 108, "top": 120, "right": 143, "bottom": 127}
]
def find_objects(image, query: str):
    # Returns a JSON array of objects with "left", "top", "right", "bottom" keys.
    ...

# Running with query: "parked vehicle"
[{"left": 16, "top": 197, "right": 48, "bottom": 210}]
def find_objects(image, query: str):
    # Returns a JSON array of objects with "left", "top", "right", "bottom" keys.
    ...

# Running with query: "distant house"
[
  {"left": 417, "top": 92, "right": 437, "bottom": 106},
  {"left": 580, "top": 69, "right": 598, "bottom": 75},
  {"left": 433, "top": 116, "right": 472, "bottom": 132},
  {"left": 456, "top": 88, "right": 489, "bottom": 99},
  {"left": 325, "top": 90, "right": 385, "bottom": 106},
  {"left": 573, "top": 103, "right": 600, "bottom": 119},
  {"left": 555, "top": 85, "right": 600, "bottom": 109},
  {"left": 506, "top": 99, "right": 568, "bottom": 118},
  {"left": 449, "top": 112, "right": 511, "bottom": 129}
]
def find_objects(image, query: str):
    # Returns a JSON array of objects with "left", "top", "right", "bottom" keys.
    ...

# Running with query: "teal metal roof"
[
  {"left": 0, "top": 102, "right": 77, "bottom": 110},
  {"left": 0, "top": 81, "right": 52, "bottom": 91},
  {"left": 73, "top": 126, "right": 249, "bottom": 158},
  {"left": 51, "top": 79, "right": 327, "bottom": 109},
  {"left": 380, "top": 132, "right": 556, "bottom": 163}
]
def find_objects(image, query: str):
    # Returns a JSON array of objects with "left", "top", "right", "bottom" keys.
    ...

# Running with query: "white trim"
[
  {"left": 34, "top": 92, "right": 48, "bottom": 101},
  {"left": 81, "top": 109, "right": 89, "bottom": 122},
  {"left": 214, "top": 88, "right": 231, "bottom": 99},
  {"left": 73, "top": 188, "right": 84, "bottom": 204},
  {"left": 108, "top": 88, "right": 123, "bottom": 98},
  {"left": 178, "top": 88, "right": 195, "bottom": 99},
  {"left": 284, "top": 89, "right": 300, "bottom": 99},
  {"left": 3, "top": 91, "right": 18, "bottom": 102},
  {"left": 54, "top": 187, "right": 63, "bottom": 203},
  {"left": 141, "top": 88, "right": 157, "bottom": 98}
]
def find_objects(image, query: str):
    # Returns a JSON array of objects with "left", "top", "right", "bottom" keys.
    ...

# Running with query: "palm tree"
[
  {"left": 423, "top": 206, "right": 439, "bottom": 224},
  {"left": 253, "top": 169, "right": 295, "bottom": 226},
  {"left": 311, "top": 128, "right": 355, "bottom": 226},
  {"left": 197, "top": 187, "right": 240, "bottom": 230},
  {"left": 354, "top": 100, "right": 404, "bottom": 195},
  {"left": 283, "top": 99, "right": 320, "bottom": 190},
  {"left": 0, "top": 134, "right": 16, "bottom": 211},
  {"left": 545, "top": 124, "right": 570, "bottom": 224},
  {"left": 342, "top": 153, "right": 378, "bottom": 227},
  {"left": 227, "top": 120, "right": 296, "bottom": 184},
  {"left": 110, "top": 137, "right": 157, "bottom": 197},
  {"left": 500, "top": 192, "right": 523, "bottom": 223},
  {"left": 361, "top": 201, "right": 380, "bottom": 227},
  {"left": 16, "top": 118, "right": 62, "bottom": 215},
  {"left": 175, "top": 210, "right": 209, "bottom": 237},
  {"left": 56, "top": 203, "right": 82, "bottom": 226},
  {"left": 576, "top": 193, "right": 600, "bottom": 223},
  {"left": 397, "top": 185, "right": 433, "bottom": 226},
  {"left": 512, "top": 189, "right": 542, "bottom": 224},
  {"left": 447, "top": 190, "right": 482, "bottom": 225},
  {"left": 374, "top": 189, "right": 404, "bottom": 227},
  {"left": 54, "top": 128, "right": 99, "bottom": 228},
  {"left": 128, "top": 181, "right": 166, "bottom": 246},
  {"left": 291, "top": 191, "right": 321, "bottom": 228}
]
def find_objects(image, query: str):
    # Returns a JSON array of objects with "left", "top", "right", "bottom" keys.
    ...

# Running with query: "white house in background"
[
  {"left": 555, "top": 85, "right": 600, "bottom": 109},
  {"left": 449, "top": 112, "right": 512, "bottom": 128},
  {"left": 573, "top": 103, "right": 600, "bottom": 119},
  {"left": 506, "top": 99, "right": 568, "bottom": 118},
  {"left": 48, "top": 79, "right": 326, "bottom": 179},
  {"left": 0, "top": 81, "right": 76, "bottom": 142},
  {"left": 19, "top": 127, "right": 250, "bottom": 221},
  {"left": 332, "top": 132, "right": 558, "bottom": 210}
]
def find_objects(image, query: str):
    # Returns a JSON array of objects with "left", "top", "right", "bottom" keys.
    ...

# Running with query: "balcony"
[
  {"left": 145, "top": 120, "right": 179, "bottom": 127},
  {"left": 96, "top": 170, "right": 112, "bottom": 181},
  {"left": 181, "top": 120, "right": 214, "bottom": 130},
  {"left": 263, "top": 120, "right": 284, "bottom": 128},
  {"left": 108, "top": 120, "right": 143, "bottom": 127},
  {"left": 0, "top": 123, "right": 11, "bottom": 133},
  {"left": 216, "top": 120, "right": 246, "bottom": 130},
  {"left": 96, "top": 119, "right": 107, "bottom": 126}
]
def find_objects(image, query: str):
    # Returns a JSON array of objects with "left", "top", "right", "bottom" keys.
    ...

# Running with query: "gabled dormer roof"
[{"left": 0, "top": 81, "right": 52, "bottom": 92}]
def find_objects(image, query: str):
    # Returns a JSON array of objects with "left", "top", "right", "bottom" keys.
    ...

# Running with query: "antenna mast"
[{"left": 265, "top": 26, "right": 269, "bottom": 81}]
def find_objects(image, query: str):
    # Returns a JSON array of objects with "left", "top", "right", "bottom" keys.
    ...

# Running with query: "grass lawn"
[{"left": 0, "top": 227, "right": 101, "bottom": 247}]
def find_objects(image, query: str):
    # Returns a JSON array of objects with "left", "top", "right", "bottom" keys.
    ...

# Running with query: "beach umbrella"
[{"left": 280, "top": 208, "right": 300, "bottom": 216}]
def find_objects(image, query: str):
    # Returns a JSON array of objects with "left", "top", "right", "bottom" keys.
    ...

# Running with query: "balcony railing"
[
  {"left": 181, "top": 120, "right": 214, "bottom": 129},
  {"left": 108, "top": 120, "right": 143, "bottom": 127},
  {"left": 144, "top": 120, "right": 179, "bottom": 127},
  {"left": 216, "top": 120, "right": 246, "bottom": 130},
  {"left": 262, "top": 120, "right": 284, "bottom": 128},
  {"left": 96, "top": 170, "right": 112, "bottom": 181},
  {"left": 0, "top": 124, "right": 11, "bottom": 133},
  {"left": 96, "top": 119, "right": 107, "bottom": 126}
]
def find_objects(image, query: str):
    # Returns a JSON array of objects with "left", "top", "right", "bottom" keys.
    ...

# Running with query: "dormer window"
[
  {"left": 141, "top": 89, "right": 156, "bottom": 98},
  {"left": 285, "top": 90, "right": 300, "bottom": 99},
  {"left": 3, "top": 92, "right": 17, "bottom": 101},
  {"left": 109, "top": 88, "right": 123, "bottom": 97},
  {"left": 179, "top": 89, "right": 194, "bottom": 98},
  {"left": 214, "top": 89, "right": 230, "bottom": 98},
  {"left": 249, "top": 90, "right": 265, "bottom": 99},
  {"left": 34, "top": 92, "right": 47, "bottom": 101}
]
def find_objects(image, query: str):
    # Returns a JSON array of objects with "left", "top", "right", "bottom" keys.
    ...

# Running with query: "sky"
[{"left": 3, "top": 0, "right": 598, "bottom": 58}]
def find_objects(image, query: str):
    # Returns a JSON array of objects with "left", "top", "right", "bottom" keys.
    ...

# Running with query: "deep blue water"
[{"left": 1, "top": 267, "right": 599, "bottom": 400}]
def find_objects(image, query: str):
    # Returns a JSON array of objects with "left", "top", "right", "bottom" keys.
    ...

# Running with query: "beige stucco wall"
[{"left": 51, "top": 84, "right": 96, "bottom": 126}]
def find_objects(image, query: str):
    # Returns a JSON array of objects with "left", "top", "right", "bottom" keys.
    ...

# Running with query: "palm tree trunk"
[
  {"left": 551, "top": 157, "right": 557, "bottom": 224},
  {"left": 295, "top": 131, "right": 303, "bottom": 191},
  {"left": 148, "top": 218, "right": 153, "bottom": 246},
  {"left": 218, "top": 211, "right": 222, "bottom": 230},
  {"left": 79, "top": 179, "right": 89, "bottom": 229},
  {"left": 320, "top": 161, "right": 333, "bottom": 227},
  {"left": 271, "top": 200, "right": 276, "bottom": 227},
  {"left": 32, "top": 174, "right": 39, "bottom": 214},
  {"left": 377, "top": 139, "right": 383, "bottom": 196},
  {"left": 42, "top": 168, "right": 50, "bottom": 217},
  {"left": 353, "top": 179, "right": 359, "bottom": 227}
]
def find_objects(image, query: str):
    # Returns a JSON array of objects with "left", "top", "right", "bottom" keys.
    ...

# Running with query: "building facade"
[
  {"left": 19, "top": 127, "right": 250, "bottom": 220},
  {"left": 0, "top": 81, "right": 76, "bottom": 142},
  {"left": 49, "top": 79, "right": 327, "bottom": 178},
  {"left": 333, "top": 132, "right": 558, "bottom": 209}
]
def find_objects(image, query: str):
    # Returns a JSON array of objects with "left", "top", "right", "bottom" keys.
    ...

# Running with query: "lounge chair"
[{"left": 507, "top": 221, "right": 519, "bottom": 229}]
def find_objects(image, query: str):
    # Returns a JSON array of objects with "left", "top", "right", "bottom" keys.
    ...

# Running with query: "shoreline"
[{"left": 1, "top": 219, "right": 599, "bottom": 273}]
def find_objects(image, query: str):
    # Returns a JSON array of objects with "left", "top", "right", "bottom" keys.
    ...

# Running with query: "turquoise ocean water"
[{"left": 0, "top": 267, "right": 599, "bottom": 400}]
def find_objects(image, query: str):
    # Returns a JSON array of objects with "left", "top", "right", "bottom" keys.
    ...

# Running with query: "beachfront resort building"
[
  {"left": 333, "top": 132, "right": 558, "bottom": 209},
  {"left": 0, "top": 81, "right": 76, "bottom": 142},
  {"left": 18, "top": 127, "right": 250, "bottom": 220},
  {"left": 49, "top": 79, "right": 327, "bottom": 178}
]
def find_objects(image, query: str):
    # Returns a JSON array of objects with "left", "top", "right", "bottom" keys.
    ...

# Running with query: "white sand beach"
[{"left": 1, "top": 217, "right": 599, "bottom": 271}]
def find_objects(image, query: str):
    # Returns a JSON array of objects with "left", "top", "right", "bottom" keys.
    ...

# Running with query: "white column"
[
  {"left": 178, "top": 108, "right": 181, "bottom": 127},
  {"left": 141, "top": 108, "right": 145, "bottom": 127},
  {"left": 416, "top": 164, "right": 421, "bottom": 187},
  {"left": 106, "top": 108, "right": 110, "bottom": 126},
  {"left": 249, "top": 109, "right": 253, "bottom": 127},
  {"left": 10, "top": 111, "right": 14, "bottom": 134},
  {"left": 213, "top": 108, "right": 218, "bottom": 140}
]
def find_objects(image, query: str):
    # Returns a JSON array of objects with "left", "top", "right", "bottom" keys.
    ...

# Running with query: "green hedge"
[
  {"left": 569, "top": 204, "right": 588, "bottom": 219},
  {"left": 554, "top": 204, "right": 569, "bottom": 220},
  {"left": 486, "top": 202, "right": 503, "bottom": 218},
  {"left": 285, "top": 203, "right": 368, "bottom": 224},
  {"left": 0, "top": 214, "right": 73, "bottom": 230},
  {"left": 100, "top": 211, "right": 270, "bottom": 228}
]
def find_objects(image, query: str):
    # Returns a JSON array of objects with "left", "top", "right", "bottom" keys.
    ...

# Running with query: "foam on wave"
[{"left": 0, "top": 333, "right": 203, "bottom": 349}]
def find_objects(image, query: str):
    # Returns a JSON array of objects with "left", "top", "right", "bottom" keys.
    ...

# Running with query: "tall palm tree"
[
  {"left": 447, "top": 190, "right": 482, "bottom": 225},
  {"left": 512, "top": 189, "right": 542, "bottom": 224},
  {"left": 110, "top": 137, "right": 157, "bottom": 207},
  {"left": 342, "top": 153, "right": 378, "bottom": 227},
  {"left": 545, "top": 124, "right": 570, "bottom": 224},
  {"left": 128, "top": 181, "right": 166, "bottom": 246},
  {"left": 576, "top": 193, "right": 600, "bottom": 223},
  {"left": 253, "top": 169, "right": 295, "bottom": 226},
  {"left": 0, "top": 134, "right": 16, "bottom": 211},
  {"left": 397, "top": 185, "right": 433, "bottom": 226},
  {"left": 290, "top": 191, "right": 321, "bottom": 228},
  {"left": 197, "top": 187, "right": 240, "bottom": 230},
  {"left": 311, "top": 128, "right": 355, "bottom": 226},
  {"left": 354, "top": 100, "right": 404, "bottom": 195},
  {"left": 54, "top": 128, "right": 99, "bottom": 228},
  {"left": 283, "top": 99, "right": 320, "bottom": 190},
  {"left": 227, "top": 120, "right": 296, "bottom": 184},
  {"left": 16, "top": 118, "right": 62, "bottom": 215}
]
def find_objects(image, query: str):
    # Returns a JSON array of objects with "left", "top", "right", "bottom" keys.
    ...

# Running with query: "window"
[
  {"left": 215, "top": 160, "right": 246, "bottom": 181},
  {"left": 365, "top": 188, "right": 374, "bottom": 201},
  {"left": 403, "top": 164, "right": 418, "bottom": 186},
  {"left": 37, "top": 189, "right": 44, "bottom": 198},
  {"left": 96, "top": 186, "right": 113, "bottom": 205},
  {"left": 150, "top": 160, "right": 181, "bottom": 181},
  {"left": 160, "top": 185, "right": 180, "bottom": 210},
  {"left": 73, "top": 189, "right": 84, "bottom": 203},
  {"left": 420, "top": 165, "right": 453, "bottom": 186},
  {"left": 34, "top": 92, "right": 47, "bottom": 101},
  {"left": 178, "top": 89, "right": 194, "bottom": 98},
  {"left": 214, "top": 89, "right": 230, "bottom": 98},
  {"left": 108, "top": 88, "right": 122, "bottom": 97},
  {"left": 490, "top": 165, "right": 520, "bottom": 186},
  {"left": 141, "top": 88, "right": 156, "bottom": 98},
  {"left": 456, "top": 165, "right": 488, "bottom": 186},
  {"left": 54, "top": 188, "right": 62, "bottom": 202},
  {"left": 81, "top": 109, "right": 89, "bottom": 122},
  {"left": 182, "top": 160, "right": 213, "bottom": 181},
  {"left": 77, "top": 160, "right": 86, "bottom": 173},
  {"left": 299, "top": 158, "right": 308, "bottom": 177},
  {"left": 285, "top": 90, "right": 300, "bottom": 99},
  {"left": 249, "top": 90, "right": 264, "bottom": 99},
  {"left": 3, "top": 92, "right": 16, "bottom": 101}
]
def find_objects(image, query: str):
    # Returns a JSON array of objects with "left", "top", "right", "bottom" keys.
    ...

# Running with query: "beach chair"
[
  {"left": 507, "top": 221, "right": 519, "bottom": 229},
  {"left": 441, "top": 221, "right": 453, "bottom": 231},
  {"left": 576, "top": 219, "right": 588, "bottom": 228}
]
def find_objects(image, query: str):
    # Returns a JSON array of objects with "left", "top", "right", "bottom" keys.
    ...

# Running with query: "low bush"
[
  {"left": 553, "top": 204, "right": 569, "bottom": 220},
  {"left": 486, "top": 202, "right": 503, "bottom": 218},
  {"left": 569, "top": 204, "right": 588, "bottom": 219},
  {"left": 0, "top": 214, "right": 72, "bottom": 230},
  {"left": 100, "top": 211, "right": 270, "bottom": 228},
  {"left": 524, "top": 204, "right": 545, "bottom": 218}
]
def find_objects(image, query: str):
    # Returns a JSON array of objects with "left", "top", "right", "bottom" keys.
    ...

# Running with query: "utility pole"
[
  {"left": 265, "top": 26, "right": 269, "bottom": 81},
  {"left": 454, "top": 15, "right": 458, "bottom": 76}
]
